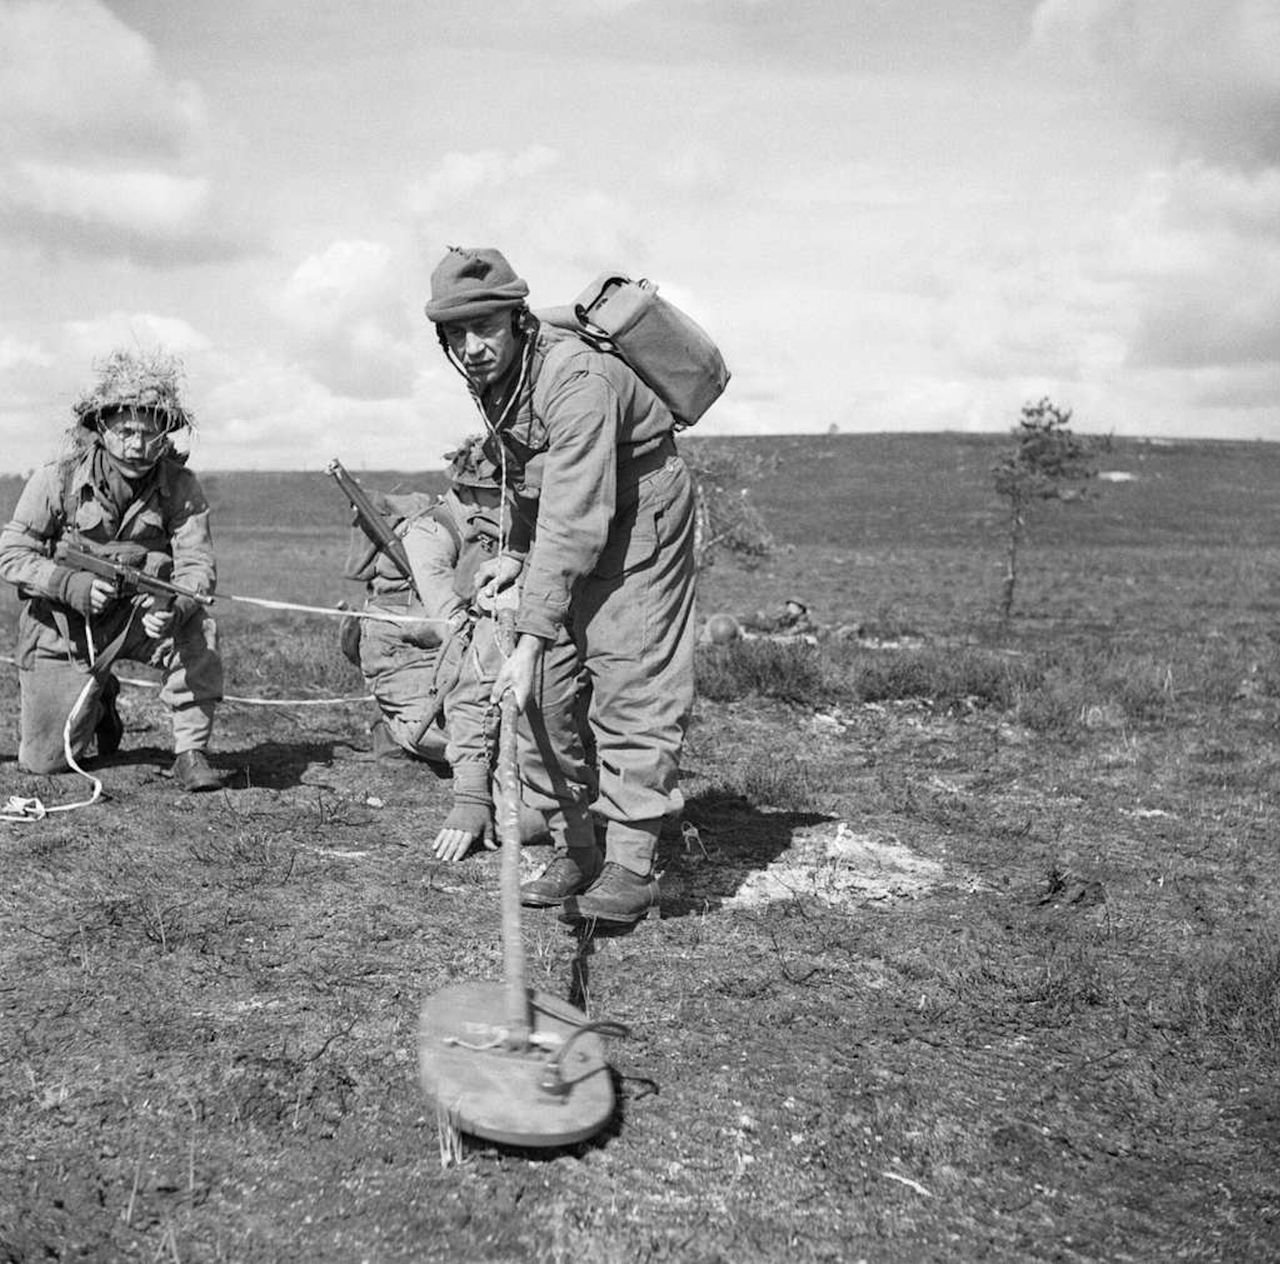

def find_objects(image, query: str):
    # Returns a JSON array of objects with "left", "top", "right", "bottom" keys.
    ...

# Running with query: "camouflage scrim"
[
  {"left": 445, "top": 434, "right": 504, "bottom": 490},
  {"left": 73, "top": 349, "right": 195, "bottom": 434}
]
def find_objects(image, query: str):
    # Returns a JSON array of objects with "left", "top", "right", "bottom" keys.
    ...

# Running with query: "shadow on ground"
[
  {"left": 224, "top": 738, "right": 349, "bottom": 790},
  {"left": 657, "top": 788, "right": 834, "bottom": 918}
]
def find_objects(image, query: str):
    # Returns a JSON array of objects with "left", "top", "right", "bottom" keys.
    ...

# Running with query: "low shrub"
[
  {"left": 852, "top": 645, "right": 1041, "bottom": 710},
  {"left": 696, "top": 639, "right": 840, "bottom": 706}
]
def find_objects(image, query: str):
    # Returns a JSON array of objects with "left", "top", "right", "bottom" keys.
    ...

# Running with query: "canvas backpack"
[{"left": 538, "top": 273, "right": 730, "bottom": 429}]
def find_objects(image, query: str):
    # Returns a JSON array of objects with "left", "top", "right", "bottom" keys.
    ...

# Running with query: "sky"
[{"left": 0, "top": 0, "right": 1277, "bottom": 472}]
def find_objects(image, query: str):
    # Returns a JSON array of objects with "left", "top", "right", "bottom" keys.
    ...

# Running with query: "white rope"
[
  {"left": 0, "top": 656, "right": 372, "bottom": 709},
  {"left": 1, "top": 628, "right": 102, "bottom": 823},
  {"left": 225, "top": 594, "right": 441, "bottom": 624}
]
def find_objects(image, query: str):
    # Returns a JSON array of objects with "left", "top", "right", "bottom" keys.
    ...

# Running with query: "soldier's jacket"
[
  {"left": 401, "top": 490, "right": 506, "bottom": 772},
  {"left": 0, "top": 445, "right": 216, "bottom": 668},
  {"left": 483, "top": 321, "right": 677, "bottom": 642},
  {"left": 345, "top": 492, "right": 449, "bottom": 757}
]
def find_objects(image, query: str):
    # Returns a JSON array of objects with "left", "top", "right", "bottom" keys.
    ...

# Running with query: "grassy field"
[{"left": 1, "top": 433, "right": 1278, "bottom": 1262}]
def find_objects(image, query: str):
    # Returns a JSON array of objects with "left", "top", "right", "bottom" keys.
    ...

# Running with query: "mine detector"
[{"left": 417, "top": 600, "right": 628, "bottom": 1148}]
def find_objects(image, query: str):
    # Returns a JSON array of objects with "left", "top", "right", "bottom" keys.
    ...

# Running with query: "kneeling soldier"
[{"left": 0, "top": 350, "right": 224, "bottom": 791}]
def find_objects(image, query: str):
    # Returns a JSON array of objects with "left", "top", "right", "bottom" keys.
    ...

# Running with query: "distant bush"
[
  {"left": 696, "top": 639, "right": 1041, "bottom": 713},
  {"left": 853, "top": 645, "right": 1040, "bottom": 709}
]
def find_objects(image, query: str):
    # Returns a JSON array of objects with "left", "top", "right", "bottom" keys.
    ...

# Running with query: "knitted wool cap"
[{"left": 423, "top": 247, "right": 529, "bottom": 323}]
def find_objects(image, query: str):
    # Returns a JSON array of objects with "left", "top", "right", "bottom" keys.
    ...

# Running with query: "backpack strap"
[{"left": 422, "top": 498, "right": 464, "bottom": 555}]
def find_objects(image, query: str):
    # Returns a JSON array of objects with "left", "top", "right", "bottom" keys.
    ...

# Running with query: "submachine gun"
[{"left": 54, "top": 543, "right": 215, "bottom": 611}]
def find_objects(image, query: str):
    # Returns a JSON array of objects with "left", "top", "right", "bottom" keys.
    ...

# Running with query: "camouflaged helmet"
[
  {"left": 445, "top": 434, "right": 503, "bottom": 490},
  {"left": 73, "top": 349, "right": 195, "bottom": 434}
]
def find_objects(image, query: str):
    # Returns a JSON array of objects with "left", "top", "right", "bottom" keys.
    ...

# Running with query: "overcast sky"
[{"left": 1, "top": 0, "right": 1277, "bottom": 471}]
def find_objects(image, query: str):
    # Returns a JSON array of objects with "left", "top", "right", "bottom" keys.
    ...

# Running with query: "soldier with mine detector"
[{"left": 420, "top": 246, "right": 713, "bottom": 926}]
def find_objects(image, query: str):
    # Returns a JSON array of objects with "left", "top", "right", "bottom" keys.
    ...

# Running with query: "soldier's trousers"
[
  {"left": 16, "top": 601, "right": 223, "bottom": 774},
  {"left": 573, "top": 450, "right": 697, "bottom": 875}
]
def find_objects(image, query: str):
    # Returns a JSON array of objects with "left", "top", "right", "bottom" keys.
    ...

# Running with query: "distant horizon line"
[{"left": 1, "top": 427, "right": 1276, "bottom": 479}]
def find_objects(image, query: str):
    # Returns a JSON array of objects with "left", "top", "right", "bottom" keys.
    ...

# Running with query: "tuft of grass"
[
  {"left": 1171, "top": 934, "right": 1280, "bottom": 1067},
  {"left": 226, "top": 619, "right": 365, "bottom": 697},
  {"left": 728, "top": 754, "right": 824, "bottom": 813}
]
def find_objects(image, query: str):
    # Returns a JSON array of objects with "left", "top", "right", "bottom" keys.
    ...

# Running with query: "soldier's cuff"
[
  {"left": 451, "top": 762, "right": 489, "bottom": 806},
  {"left": 514, "top": 591, "right": 567, "bottom": 643}
]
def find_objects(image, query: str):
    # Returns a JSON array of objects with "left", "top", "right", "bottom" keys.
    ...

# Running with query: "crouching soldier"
[
  {"left": 0, "top": 350, "right": 224, "bottom": 791},
  {"left": 338, "top": 487, "right": 449, "bottom": 769},
  {"left": 400, "top": 435, "right": 560, "bottom": 861}
]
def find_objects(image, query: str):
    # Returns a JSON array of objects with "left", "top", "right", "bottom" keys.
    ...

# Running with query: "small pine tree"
[
  {"left": 683, "top": 444, "right": 775, "bottom": 570},
  {"left": 993, "top": 398, "right": 1096, "bottom": 620}
]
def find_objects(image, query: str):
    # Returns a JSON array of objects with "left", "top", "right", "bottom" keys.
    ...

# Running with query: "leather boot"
[
  {"left": 172, "top": 750, "right": 223, "bottom": 793},
  {"left": 520, "top": 852, "right": 601, "bottom": 907},
  {"left": 559, "top": 862, "right": 660, "bottom": 925}
]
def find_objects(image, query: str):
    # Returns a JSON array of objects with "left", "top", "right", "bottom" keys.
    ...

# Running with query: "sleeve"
[
  {"left": 403, "top": 511, "right": 467, "bottom": 629},
  {"left": 443, "top": 618, "right": 500, "bottom": 773},
  {"left": 515, "top": 361, "right": 620, "bottom": 642},
  {"left": 0, "top": 464, "right": 77, "bottom": 601},
  {"left": 166, "top": 470, "right": 218, "bottom": 598}
]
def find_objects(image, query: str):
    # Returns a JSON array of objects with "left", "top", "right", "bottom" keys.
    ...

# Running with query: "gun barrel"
[{"left": 327, "top": 458, "right": 417, "bottom": 591}]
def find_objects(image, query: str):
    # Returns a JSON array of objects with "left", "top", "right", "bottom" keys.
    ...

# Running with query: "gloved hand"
[
  {"left": 431, "top": 763, "right": 495, "bottom": 861},
  {"left": 54, "top": 567, "right": 105, "bottom": 616}
]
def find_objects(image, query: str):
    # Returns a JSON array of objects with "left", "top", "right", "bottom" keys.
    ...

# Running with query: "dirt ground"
[{"left": 2, "top": 652, "right": 1277, "bottom": 1262}]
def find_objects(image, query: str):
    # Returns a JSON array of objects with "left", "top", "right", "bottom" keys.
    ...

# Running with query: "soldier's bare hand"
[
  {"left": 88, "top": 578, "right": 115, "bottom": 614},
  {"left": 490, "top": 634, "right": 543, "bottom": 712},
  {"left": 142, "top": 607, "right": 175, "bottom": 638},
  {"left": 432, "top": 821, "right": 494, "bottom": 862},
  {"left": 474, "top": 553, "right": 522, "bottom": 601}
]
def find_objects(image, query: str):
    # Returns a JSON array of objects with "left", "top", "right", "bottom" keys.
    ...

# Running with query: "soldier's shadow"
[
  {"left": 220, "top": 739, "right": 347, "bottom": 791},
  {"left": 656, "top": 787, "right": 835, "bottom": 919}
]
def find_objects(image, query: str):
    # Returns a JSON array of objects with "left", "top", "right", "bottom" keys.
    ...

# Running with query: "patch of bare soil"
[{"left": 1, "top": 672, "right": 1278, "bottom": 1262}]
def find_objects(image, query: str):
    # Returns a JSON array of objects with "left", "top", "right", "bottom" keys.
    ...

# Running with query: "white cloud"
[
  {"left": 0, "top": 0, "right": 229, "bottom": 259},
  {"left": 0, "top": 335, "right": 53, "bottom": 374},
  {"left": 408, "top": 151, "right": 651, "bottom": 299},
  {"left": 201, "top": 355, "right": 470, "bottom": 470},
  {"left": 0, "top": 0, "right": 208, "bottom": 158},
  {"left": 270, "top": 240, "right": 418, "bottom": 400},
  {"left": 1025, "top": 0, "right": 1280, "bottom": 163},
  {"left": 407, "top": 146, "right": 560, "bottom": 217},
  {"left": 61, "top": 313, "right": 211, "bottom": 362},
  {"left": 7, "top": 162, "right": 210, "bottom": 235},
  {"left": 1109, "top": 163, "right": 1280, "bottom": 370}
]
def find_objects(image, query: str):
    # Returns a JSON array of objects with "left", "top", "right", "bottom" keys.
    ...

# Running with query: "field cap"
[{"left": 424, "top": 247, "right": 529, "bottom": 324}]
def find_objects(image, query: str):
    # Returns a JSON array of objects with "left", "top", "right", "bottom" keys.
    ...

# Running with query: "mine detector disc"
[
  {"left": 420, "top": 602, "right": 621, "bottom": 1149},
  {"left": 418, "top": 980, "right": 614, "bottom": 1147}
]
